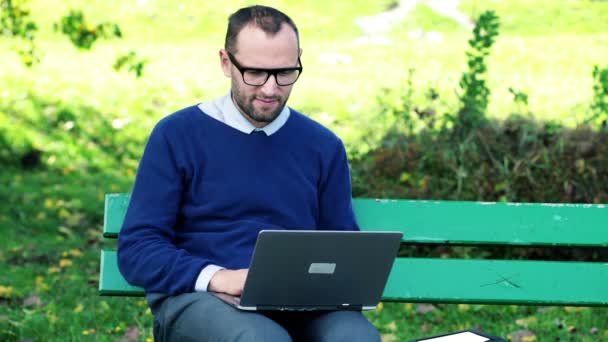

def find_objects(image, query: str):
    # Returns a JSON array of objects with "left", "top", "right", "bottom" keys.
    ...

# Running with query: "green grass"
[{"left": 1, "top": 0, "right": 608, "bottom": 340}]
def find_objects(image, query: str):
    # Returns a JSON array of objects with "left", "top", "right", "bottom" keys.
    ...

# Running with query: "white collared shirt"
[
  {"left": 194, "top": 93, "right": 290, "bottom": 292},
  {"left": 197, "top": 93, "right": 290, "bottom": 136}
]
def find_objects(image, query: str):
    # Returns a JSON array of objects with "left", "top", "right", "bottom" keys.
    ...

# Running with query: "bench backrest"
[{"left": 100, "top": 193, "right": 608, "bottom": 306}]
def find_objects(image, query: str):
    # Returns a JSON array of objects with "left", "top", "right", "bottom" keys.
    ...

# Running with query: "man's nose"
[{"left": 259, "top": 74, "right": 280, "bottom": 94}]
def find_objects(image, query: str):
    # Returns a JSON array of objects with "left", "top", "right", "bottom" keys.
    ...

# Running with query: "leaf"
[
  {"left": 508, "top": 329, "right": 537, "bottom": 342},
  {"left": 74, "top": 303, "right": 84, "bottom": 313},
  {"left": 415, "top": 304, "right": 436, "bottom": 314},
  {"left": 121, "top": 326, "right": 140, "bottom": 342},
  {"left": 515, "top": 316, "right": 537, "bottom": 328},
  {"left": 381, "top": 333, "right": 398, "bottom": 342},
  {"left": 58, "top": 226, "right": 74, "bottom": 237},
  {"left": 23, "top": 294, "right": 42, "bottom": 307},
  {"left": 59, "top": 259, "right": 73, "bottom": 268},
  {"left": 384, "top": 321, "right": 397, "bottom": 332},
  {"left": 0, "top": 285, "right": 13, "bottom": 298},
  {"left": 458, "top": 304, "right": 470, "bottom": 312}
]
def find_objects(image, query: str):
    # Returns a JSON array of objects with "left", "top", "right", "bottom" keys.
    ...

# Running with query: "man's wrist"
[{"left": 195, "top": 264, "right": 225, "bottom": 292}]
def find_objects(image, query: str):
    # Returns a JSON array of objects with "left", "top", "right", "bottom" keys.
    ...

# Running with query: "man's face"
[{"left": 221, "top": 24, "right": 301, "bottom": 127}]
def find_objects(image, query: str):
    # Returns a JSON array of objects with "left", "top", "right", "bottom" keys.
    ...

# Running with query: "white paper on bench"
[{"left": 419, "top": 331, "right": 489, "bottom": 342}]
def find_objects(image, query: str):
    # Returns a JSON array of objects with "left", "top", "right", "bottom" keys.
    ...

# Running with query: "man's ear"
[
  {"left": 220, "top": 49, "right": 231, "bottom": 77},
  {"left": 299, "top": 48, "right": 303, "bottom": 58}
]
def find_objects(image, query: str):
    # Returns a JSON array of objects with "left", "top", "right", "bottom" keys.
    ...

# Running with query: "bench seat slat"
[
  {"left": 384, "top": 258, "right": 608, "bottom": 306},
  {"left": 353, "top": 199, "right": 607, "bottom": 247},
  {"left": 100, "top": 250, "right": 608, "bottom": 305}
]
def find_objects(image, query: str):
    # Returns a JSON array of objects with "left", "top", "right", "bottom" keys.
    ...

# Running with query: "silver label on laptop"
[{"left": 308, "top": 263, "right": 336, "bottom": 274}]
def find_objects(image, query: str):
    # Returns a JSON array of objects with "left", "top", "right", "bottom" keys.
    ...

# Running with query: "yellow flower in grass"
[
  {"left": 59, "top": 259, "right": 73, "bottom": 268},
  {"left": 82, "top": 328, "right": 95, "bottom": 336},
  {"left": 35, "top": 277, "right": 49, "bottom": 292},
  {"left": 48, "top": 266, "right": 60, "bottom": 274},
  {"left": 69, "top": 249, "right": 83, "bottom": 257},
  {"left": 115, "top": 326, "right": 122, "bottom": 332},
  {"left": 44, "top": 199, "right": 54, "bottom": 208},
  {"left": 146, "top": 338, "right": 153, "bottom": 342},
  {"left": 47, "top": 313, "right": 58, "bottom": 324},
  {"left": 74, "top": 304, "right": 84, "bottom": 313},
  {"left": 0, "top": 285, "right": 13, "bottom": 297},
  {"left": 458, "top": 304, "right": 470, "bottom": 312}
]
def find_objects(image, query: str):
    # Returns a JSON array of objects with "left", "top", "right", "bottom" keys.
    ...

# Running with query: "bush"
[{"left": 352, "top": 117, "right": 608, "bottom": 204}]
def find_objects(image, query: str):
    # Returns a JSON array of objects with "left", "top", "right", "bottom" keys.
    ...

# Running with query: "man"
[{"left": 118, "top": 5, "right": 381, "bottom": 342}]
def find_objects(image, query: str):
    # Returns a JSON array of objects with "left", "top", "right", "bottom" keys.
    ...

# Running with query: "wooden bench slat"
[
  {"left": 99, "top": 250, "right": 144, "bottom": 296},
  {"left": 353, "top": 199, "right": 608, "bottom": 247},
  {"left": 100, "top": 250, "right": 608, "bottom": 306},
  {"left": 103, "top": 193, "right": 130, "bottom": 238},
  {"left": 384, "top": 258, "right": 608, "bottom": 306},
  {"left": 104, "top": 194, "right": 608, "bottom": 247}
]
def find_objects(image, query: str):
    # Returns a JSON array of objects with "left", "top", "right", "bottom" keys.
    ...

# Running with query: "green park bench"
[{"left": 100, "top": 193, "right": 608, "bottom": 307}]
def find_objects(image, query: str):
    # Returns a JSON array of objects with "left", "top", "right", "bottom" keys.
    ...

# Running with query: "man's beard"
[{"left": 232, "top": 86, "right": 287, "bottom": 125}]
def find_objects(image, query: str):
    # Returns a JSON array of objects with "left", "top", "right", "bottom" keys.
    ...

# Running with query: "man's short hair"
[{"left": 225, "top": 5, "right": 299, "bottom": 54}]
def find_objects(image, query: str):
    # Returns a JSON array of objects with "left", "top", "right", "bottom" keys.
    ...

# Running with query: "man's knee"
[
  {"left": 228, "top": 319, "right": 293, "bottom": 342},
  {"left": 314, "top": 312, "right": 381, "bottom": 342},
  {"left": 154, "top": 292, "right": 292, "bottom": 342}
]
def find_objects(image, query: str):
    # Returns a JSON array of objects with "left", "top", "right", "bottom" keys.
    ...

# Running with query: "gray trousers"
[{"left": 147, "top": 292, "right": 381, "bottom": 342}]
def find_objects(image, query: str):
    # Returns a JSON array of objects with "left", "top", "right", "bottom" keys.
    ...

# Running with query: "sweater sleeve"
[
  {"left": 318, "top": 139, "right": 360, "bottom": 231},
  {"left": 117, "top": 119, "right": 208, "bottom": 295}
]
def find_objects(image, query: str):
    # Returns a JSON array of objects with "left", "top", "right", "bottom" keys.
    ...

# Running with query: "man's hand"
[{"left": 208, "top": 269, "right": 248, "bottom": 296}]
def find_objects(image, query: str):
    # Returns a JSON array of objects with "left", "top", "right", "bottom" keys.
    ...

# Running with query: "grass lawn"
[{"left": 1, "top": 0, "right": 607, "bottom": 340}]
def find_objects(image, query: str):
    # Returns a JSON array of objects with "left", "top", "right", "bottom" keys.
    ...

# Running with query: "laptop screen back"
[{"left": 238, "top": 230, "right": 402, "bottom": 311}]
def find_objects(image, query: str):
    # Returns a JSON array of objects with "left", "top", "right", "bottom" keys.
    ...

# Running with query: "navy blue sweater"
[{"left": 117, "top": 105, "right": 359, "bottom": 295}]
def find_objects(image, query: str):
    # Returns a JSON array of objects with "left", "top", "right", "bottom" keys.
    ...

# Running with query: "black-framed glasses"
[{"left": 227, "top": 51, "right": 303, "bottom": 86}]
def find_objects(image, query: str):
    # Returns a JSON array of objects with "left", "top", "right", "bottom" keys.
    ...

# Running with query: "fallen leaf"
[
  {"left": 384, "top": 321, "right": 397, "bottom": 332},
  {"left": 458, "top": 304, "right": 470, "bottom": 312},
  {"left": 381, "top": 333, "right": 398, "bottom": 342},
  {"left": 58, "top": 226, "right": 74, "bottom": 237},
  {"left": 515, "top": 316, "right": 537, "bottom": 328},
  {"left": 416, "top": 304, "right": 436, "bottom": 314},
  {"left": 48, "top": 266, "right": 60, "bottom": 274},
  {"left": 0, "top": 285, "right": 13, "bottom": 298},
  {"left": 509, "top": 329, "right": 537, "bottom": 342},
  {"left": 121, "top": 326, "right": 140, "bottom": 342},
  {"left": 70, "top": 249, "right": 82, "bottom": 257},
  {"left": 59, "top": 259, "right": 73, "bottom": 268},
  {"left": 23, "top": 294, "right": 42, "bottom": 308}
]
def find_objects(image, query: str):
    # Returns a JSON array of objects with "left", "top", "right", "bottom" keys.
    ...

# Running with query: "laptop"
[{"left": 212, "top": 230, "right": 402, "bottom": 311}]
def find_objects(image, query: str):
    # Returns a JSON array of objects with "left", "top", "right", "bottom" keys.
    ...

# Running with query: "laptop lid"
[{"left": 237, "top": 230, "right": 402, "bottom": 311}]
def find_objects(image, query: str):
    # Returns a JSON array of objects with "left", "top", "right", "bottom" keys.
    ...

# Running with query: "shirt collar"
[{"left": 199, "top": 93, "right": 290, "bottom": 136}]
